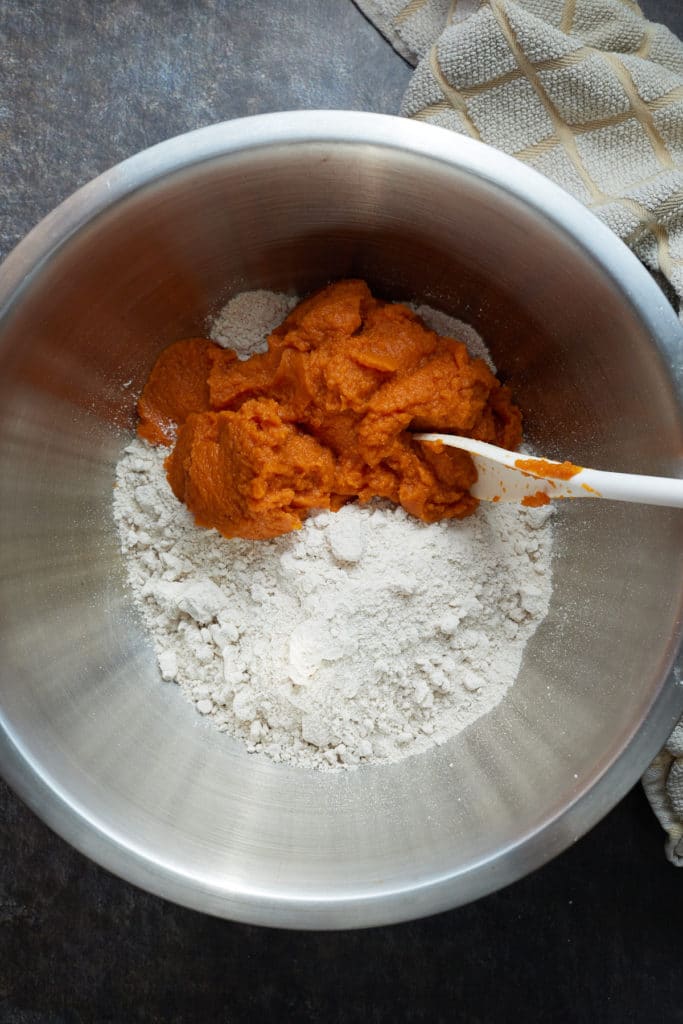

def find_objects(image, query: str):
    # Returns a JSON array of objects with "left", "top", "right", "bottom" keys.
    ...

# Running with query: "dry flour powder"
[{"left": 113, "top": 292, "right": 553, "bottom": 770}]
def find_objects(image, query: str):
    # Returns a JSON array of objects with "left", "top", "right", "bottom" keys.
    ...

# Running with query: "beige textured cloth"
[
  {"left": 356, "top": 0, "right": 683, "bottom": 300},
  {"left": 355, "top": 0, "right": 683, "bottom": 863},
  {"left": 643, "top": 720, "right": 683, "bottom": 865}
]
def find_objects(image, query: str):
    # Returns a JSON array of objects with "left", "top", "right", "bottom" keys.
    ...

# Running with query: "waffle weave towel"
[
  {"left": 355, "top": 0, "right": 683, "bottom": 864},
  {"left": 643, "top": 719, "right": 683, "bottom": 864},
  {"left": 356, "top": 0, "right": 683, "bottom": 302}
]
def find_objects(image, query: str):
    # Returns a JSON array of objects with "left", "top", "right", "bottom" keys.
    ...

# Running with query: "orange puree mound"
[
  {"left": 138, "top": 280, "right": 523, "bottom": 539},
  {"left": 165, "top": 400, "right": 335, "bottom": 540},
  {"left": 138, "top": 337, "right": 225, "bottom": 445}
]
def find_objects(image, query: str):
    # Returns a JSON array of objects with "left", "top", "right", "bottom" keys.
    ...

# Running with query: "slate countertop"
[{"left": 2, "top": 2, "right": 682, "bottom": 1022}]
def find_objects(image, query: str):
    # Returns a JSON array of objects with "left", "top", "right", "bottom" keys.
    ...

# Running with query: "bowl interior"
[{"left": 1, "top": 117, "right": 682, "bottom": 928}]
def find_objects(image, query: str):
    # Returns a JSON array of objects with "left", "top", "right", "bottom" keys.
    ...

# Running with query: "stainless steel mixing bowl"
[{"left": 1, "top": 111, "right": 682, "bottom": 929}]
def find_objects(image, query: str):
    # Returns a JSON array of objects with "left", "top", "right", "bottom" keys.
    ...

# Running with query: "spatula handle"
[{"left": 577, "top": 469, "right": 683, "bottom": 508}]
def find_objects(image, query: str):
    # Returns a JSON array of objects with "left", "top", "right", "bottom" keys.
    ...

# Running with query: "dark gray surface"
[
  {"left": 1, "top": 1, "right": 683, "bottom": 1021},
  {"left": 0, "top": 0, "right": 410, "bottom": 262}
]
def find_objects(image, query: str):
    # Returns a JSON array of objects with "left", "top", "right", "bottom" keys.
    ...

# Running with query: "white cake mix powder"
[{"left": 113, "top": 291, "right": 553, "bottom": 769}]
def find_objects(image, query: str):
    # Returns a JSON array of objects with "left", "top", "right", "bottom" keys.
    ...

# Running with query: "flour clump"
[{"left": 113, "top": 290, "right": 554, "bottom": 769}]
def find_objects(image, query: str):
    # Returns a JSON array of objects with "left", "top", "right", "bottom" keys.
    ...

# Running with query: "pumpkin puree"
[
  {"left": 515, "top": 456, "right": 582, "bottom": 480},
  {"left": 137, "top": 280, "right": 522, "bottom": 539},
  {"left": 521, "top": 491, "right": 551, "bottom": 508}
]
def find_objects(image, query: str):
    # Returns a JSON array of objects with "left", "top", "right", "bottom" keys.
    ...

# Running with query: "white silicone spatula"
[{"left": 414, "top": 433, "right": 683, "bottom": 509}]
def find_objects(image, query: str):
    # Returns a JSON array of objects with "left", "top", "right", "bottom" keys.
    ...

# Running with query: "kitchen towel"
[
  {"left": 355, "top": 0, "right": 683, "bottom": 863},
  {"left": 643, "top": 719, "right": 683, "bottom": 865}
]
